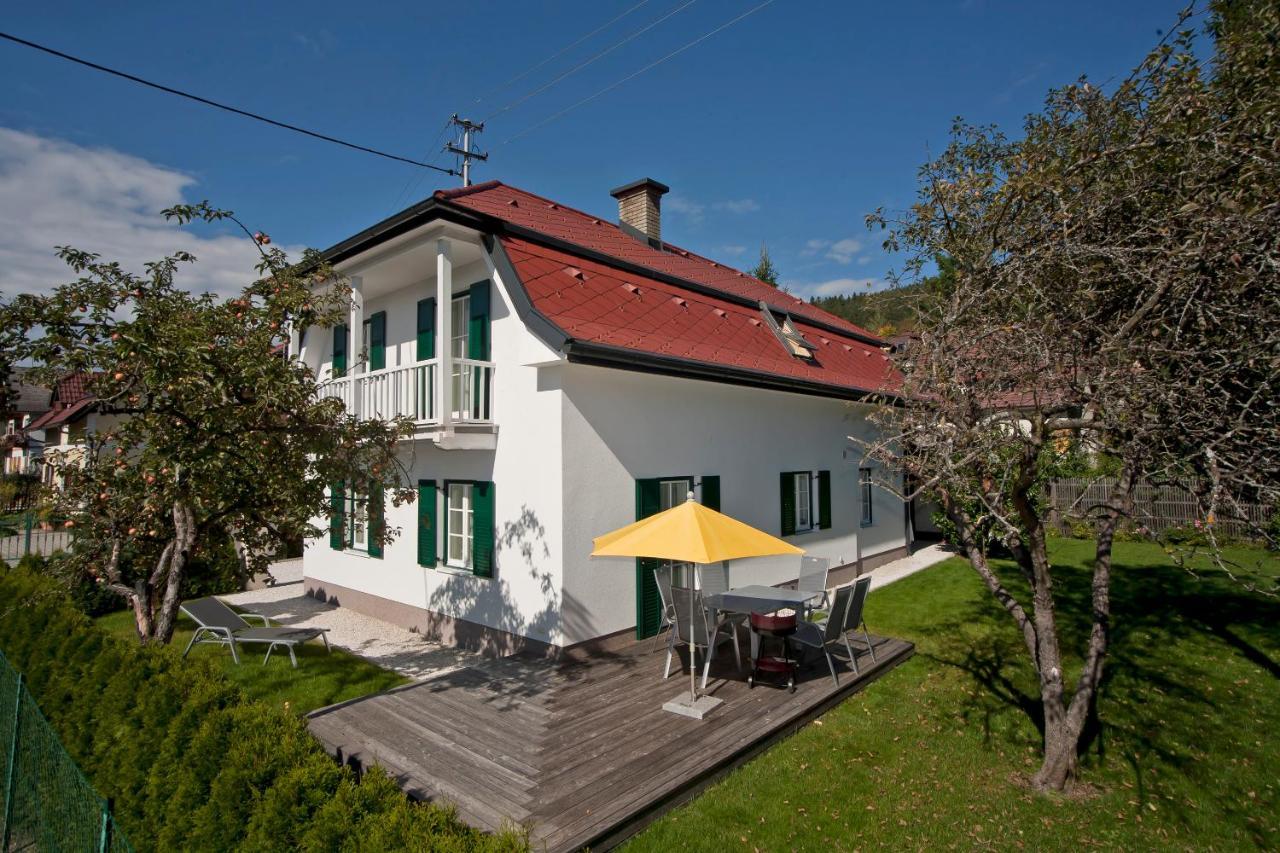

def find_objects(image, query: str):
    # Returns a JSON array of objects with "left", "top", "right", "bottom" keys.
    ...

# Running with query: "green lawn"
[
  {"left": 96, "top": 609, "right": 408, "bottom": 715},
  {"left": 628, "top": 539, "right": 1280, "bottom": 851}
]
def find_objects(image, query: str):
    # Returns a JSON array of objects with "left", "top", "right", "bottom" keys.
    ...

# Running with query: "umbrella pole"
[
  {"left": 662, "top": 562, "right": 722, "bottom": 719},
  {"left": 690, "top": 564, "right": 700, "bottom": 702}
]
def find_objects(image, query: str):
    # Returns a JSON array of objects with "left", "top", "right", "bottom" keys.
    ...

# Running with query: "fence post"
[
  {"left": 22, "top": 512, "right": 33, "bottom": 559},
  {"left": 1, "top": 673, "right": 23, "bottom": 850}
]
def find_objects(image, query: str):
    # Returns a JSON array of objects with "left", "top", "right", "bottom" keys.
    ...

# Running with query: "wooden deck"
[{"left": 307, "top": 633, "right": 913, "bottom": 852}]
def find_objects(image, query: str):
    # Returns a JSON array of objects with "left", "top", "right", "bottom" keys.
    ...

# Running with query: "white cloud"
[
  {"left": 791, "top": 276, "right": 883, "bottom": 299},
  {"left": 292, "top": 30, "right": 337, "bottom": 56},
  {"left": 801, "top": 235, "right": 864, "bottom": 264},
  {"left": 825, "top": 237, "right": 863, "bottom": 264},
  {"left": 665, "top": 195, "right": 760, "bottom": 223},
  {"left": 712, "top": 198, "right": 759, "bottom": 214},
  {"left": 665, "top": 195, "right": 705, "bottom": 221},
  {"left": 0, "top": 127, "right": 303, "bottom": 300},
  {"left": 715, "top": 244, "right": 748, "bottom": 257}
]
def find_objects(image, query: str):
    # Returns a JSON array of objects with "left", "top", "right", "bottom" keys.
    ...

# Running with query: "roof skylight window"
[{"left": 759, "top": 302, "right": 817, "bottom": 360}]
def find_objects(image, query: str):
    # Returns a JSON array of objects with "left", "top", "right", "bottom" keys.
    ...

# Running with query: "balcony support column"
[
  {"left": 436, "top": 239, "right": 453, "bottom": 431},
  {"left": 349, "top": 275, "right": 363, "bottom": 419}
]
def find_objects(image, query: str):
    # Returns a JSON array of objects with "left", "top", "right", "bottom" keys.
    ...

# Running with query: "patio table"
[{"left": 704, "top": 585, "right": 821, "bottom": 664}]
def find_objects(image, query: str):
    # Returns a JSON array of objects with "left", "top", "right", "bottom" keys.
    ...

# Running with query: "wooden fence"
[{"left": 1048, "top": 478, "right": 1272, "bottom": 539}]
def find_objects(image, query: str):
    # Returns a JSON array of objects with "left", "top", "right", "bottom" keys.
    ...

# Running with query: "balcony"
[{"left": 317, "top": 359, "right": 496, "bottom": 448}]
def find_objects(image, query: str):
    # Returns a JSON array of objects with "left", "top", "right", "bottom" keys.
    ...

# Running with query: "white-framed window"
[
  {"left": 451, "top": 295, "right": 472, "bottom": 418},
  {"left": 860, "top": 468, "right": 874, "bottom": 526},
  {"left": 447, "top": 481, "right": 475, "bottom": 570},
  {"left": 660, "top": 478, "right": 693, "bottom": 587},
  {"left": 451, "top": 294, "right": 470, "bottom": 359},
  {"left": 783, "top": 470, "right": 831, "bottom": 536},
  {"left": 793, "top": 472, "right": 813, "bottom": 532},
  {"left": 348, "top": 491, "right": 369, "bottom": 550}
]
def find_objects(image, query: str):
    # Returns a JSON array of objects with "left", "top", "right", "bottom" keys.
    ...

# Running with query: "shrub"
[{"left": 0, "top": 564, "right": 524, "bottom": 852}]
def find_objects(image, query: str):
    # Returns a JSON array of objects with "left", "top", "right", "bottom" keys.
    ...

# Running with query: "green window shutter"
[
  {"left": 701, "top": 475, "right": 720, "bottom": 512},
  {"left": 367, "top": 487, "right": 385, "bottom": 558},
  {"left": 416, "top": 298, "right": 436, "bottom": 361},
  {"left": 468, "top": 281, "right": 491, "bottom": 360},
  {"left": 634, "top": 478, "right": 663, "bottom": 639},
  {"left": 417, "top": 480, "right": 436, "bottom": 567},
  {"left": 780, "top": 472, "right": 796, "bottom": 536},
  {"left": 817, "top": 470, "right": 832, "bottom": 530},
  {"left": 369, "top": 312, "right": 386, "bottom": 371},
  {"left": 332, "top": 325, "right": 348, "bottom": 377},
  {"left": 472, "top": 481, "right": 495, "bottom": 578},
  {"left": 329, "top": 482, "right": 345, "bottom": 550}
]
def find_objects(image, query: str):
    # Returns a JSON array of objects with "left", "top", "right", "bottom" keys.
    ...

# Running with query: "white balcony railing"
[
  {"left": 317, "top": 359, "right": 494, "bottom": 426},
  {"left": 452, "top": 358, "right": 495, "bottom": 423}
]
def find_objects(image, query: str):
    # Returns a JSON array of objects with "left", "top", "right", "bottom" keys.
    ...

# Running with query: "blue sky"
[{"left": 0, "top": 0, "right": 1187, "bottom": 299}]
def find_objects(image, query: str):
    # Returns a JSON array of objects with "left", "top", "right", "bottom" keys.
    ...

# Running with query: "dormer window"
[{"left": 759, "top": 302, "right": 816, "bottom": 360}]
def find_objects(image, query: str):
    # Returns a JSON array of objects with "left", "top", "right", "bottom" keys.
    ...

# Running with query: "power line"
[
  {"left": 474, "top": 0, "right": 653, "bottom": 106},
  {"left": 0, "top": 30, "right": 457, "bottom": 175},
  {"left": 388, "top": 117, "right": 456, "bottom": 213},
  {"left": 444, "top": 115, "right": 488, "bottom": 186},
  {"left": 501, "top": 0, "right": 779, "bottom": 146},
  {"left": 481, "top": 0, "right": 701, "bottom": 123}
]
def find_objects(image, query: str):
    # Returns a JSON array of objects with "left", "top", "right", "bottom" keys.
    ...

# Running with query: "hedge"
[{"left": 0, "top": 565, "right": 527, "bottom": 852}]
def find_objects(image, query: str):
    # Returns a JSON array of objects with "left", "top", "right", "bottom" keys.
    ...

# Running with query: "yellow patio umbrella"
[{"left": 591, "top": 492, "right": 803, "bottom": 717}]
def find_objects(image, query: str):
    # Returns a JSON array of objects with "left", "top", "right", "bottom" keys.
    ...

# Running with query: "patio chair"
[
  {"left": 180, "top": 596, "right": 330, "bottom": 668},
  {"left": 796, "top": 555, "right": 831, "bottom": 616},
  {"left": 665, "top": 586, "right": 742, "bottom": 690},
  {"left": 648, "top": 565, "right": 678, "bottom": 653},
  {"left": 792, "top": 584, "right": 855, "bottom": 685},
  {"left": 839, "top": 576, "right": 877, "bottom": 674},
  {"left": 699, "top": 561, "right": 748, "bottom": 635}
]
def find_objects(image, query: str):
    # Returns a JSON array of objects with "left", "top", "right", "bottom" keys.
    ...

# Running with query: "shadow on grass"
[{"left": 906, "top": 540, "right": 1279, "bottom": 840}]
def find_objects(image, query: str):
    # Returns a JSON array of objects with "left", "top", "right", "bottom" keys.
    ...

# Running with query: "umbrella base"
[{"left": 663, "top": 692, "right": 723, "bottom": 719}]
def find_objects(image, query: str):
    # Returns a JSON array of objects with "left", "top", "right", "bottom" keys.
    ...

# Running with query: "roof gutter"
[
  {"left": 482, "top": 235, "right": 570, "bottom": 351},
  {"left": 562, "top": 340, "right": 899, "bottom": 405},
  {"left": 319, "top": 197, "right": 489, "bottom": 267}
]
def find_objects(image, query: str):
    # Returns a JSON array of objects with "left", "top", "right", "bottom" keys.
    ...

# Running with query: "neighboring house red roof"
[
  {"left": 436, "top": 182, "right": 900, "bottom": 398},
  {"left": 26, "top": 374, "right": 97, "bottom": 432}
]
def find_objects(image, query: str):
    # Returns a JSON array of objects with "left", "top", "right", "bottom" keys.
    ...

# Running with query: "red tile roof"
[
  {"left": 437, "top": 182, "right": 899, "bottom": 397},
  {"left": 439, "top": 182, "right": 883, "bottom": 341},
  {"left": 501, "top": 237, "right": 898, "bottom": 397},
  {"left": 26, "top": 374, "right": 97, "bottom": 431}
]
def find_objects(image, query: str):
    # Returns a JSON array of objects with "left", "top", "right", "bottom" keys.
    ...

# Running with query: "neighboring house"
[
  {"left": 3, "top": 369, "right": 52, "bottom": 476},
  {"left": 24, "top": 373, "right": 110, "bottom": 488},
  {"left": 297, "top": 178, "right": 912, "bottom": 656}
]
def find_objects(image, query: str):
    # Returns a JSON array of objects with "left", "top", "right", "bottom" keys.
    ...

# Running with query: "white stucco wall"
[
  {"left": 301, "top": 240, "right": 568, "bottom": 646},
  {"left": 298, "top": 227, "right": 909, "bottom": 649},
  {"left": 558, "top": 364, "right": 909, "bottom": 646}
]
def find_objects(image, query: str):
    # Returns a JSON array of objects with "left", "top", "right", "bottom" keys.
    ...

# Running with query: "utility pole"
[{"left": 445, "top": 115, "right": 488, "bottom": 187}]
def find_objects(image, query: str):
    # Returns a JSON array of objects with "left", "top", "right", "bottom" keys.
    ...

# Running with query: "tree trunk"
[
  {"left": 1039, "top": 464, "right": 1135, "bottom": 787},
  {"left": 152, "top": 502, "right": 196, "bottom": 644},
  {"left": 1036, "top": 718, "right": 1081, "bottom": 788}
]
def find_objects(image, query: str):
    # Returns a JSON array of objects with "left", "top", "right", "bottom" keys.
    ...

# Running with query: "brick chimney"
[{"left": 610, "top": 178, "right": 669, "bottom": 246}]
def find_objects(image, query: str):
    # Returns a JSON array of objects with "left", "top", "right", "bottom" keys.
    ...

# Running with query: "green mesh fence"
[{"left": 0, "top": 651, "right": 132, "bottom": 853}]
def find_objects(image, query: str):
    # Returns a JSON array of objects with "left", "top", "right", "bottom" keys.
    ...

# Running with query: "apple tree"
[{"left": 5, "top": 204, "right": 414, "bottom": 643}]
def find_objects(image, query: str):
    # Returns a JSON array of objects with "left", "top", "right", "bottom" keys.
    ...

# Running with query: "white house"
[{"left": 297, "top": 178, "right": 911, "bottom": 656}]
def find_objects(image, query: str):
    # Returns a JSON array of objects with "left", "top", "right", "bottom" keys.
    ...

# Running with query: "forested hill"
[{"left": 810, "top": 283, "right": 925, "bottom": 337}]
